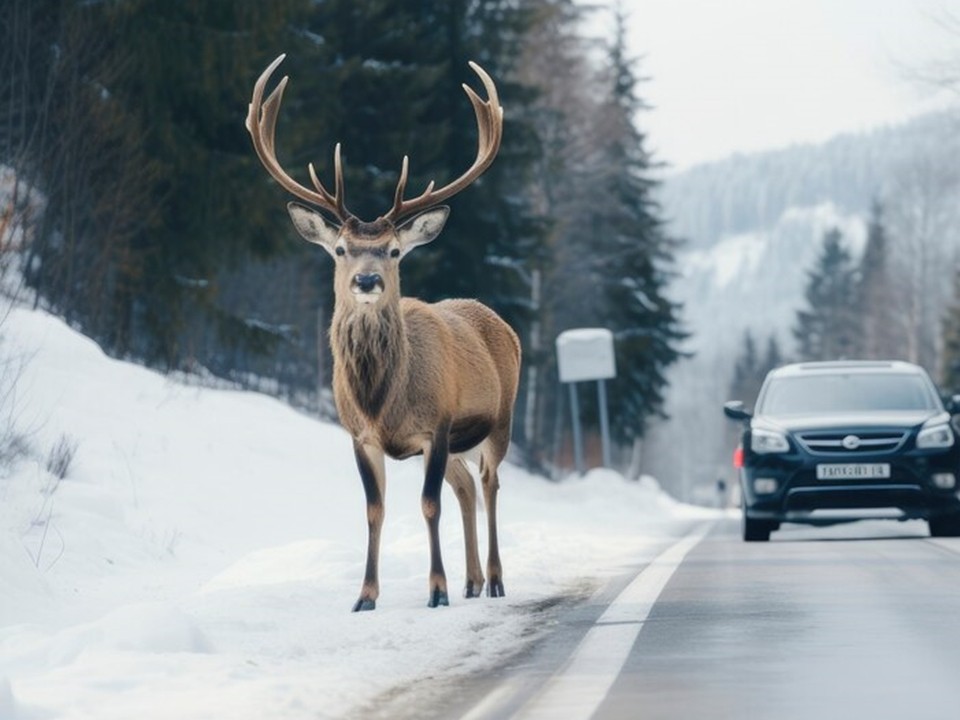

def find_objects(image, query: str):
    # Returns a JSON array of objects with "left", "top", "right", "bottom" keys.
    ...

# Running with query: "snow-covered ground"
[{"left": 0, "top": 307, "right": 714, "bottom": 720}]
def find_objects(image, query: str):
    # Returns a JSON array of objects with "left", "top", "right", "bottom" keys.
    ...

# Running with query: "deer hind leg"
[
  {"left": 422, "top": 429, "right": 451, "bottom": 607},
  {"left": 446, "top": 457, "right": 484, "bottom": 598},
  {"left": 480, "top": 433, "right": 509, "bottom": 598},
  {"left": 353, "top": 442, "right": 386, "bottom": 612}
]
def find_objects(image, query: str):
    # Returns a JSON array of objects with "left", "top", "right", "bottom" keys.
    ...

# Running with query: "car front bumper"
[{"left": 740, "top": 448, "right": 960, "bottom": 523}]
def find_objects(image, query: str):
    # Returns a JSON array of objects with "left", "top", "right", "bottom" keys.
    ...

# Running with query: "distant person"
[{"left": 716, "top": 477, "right": 728, "bottom": 509}]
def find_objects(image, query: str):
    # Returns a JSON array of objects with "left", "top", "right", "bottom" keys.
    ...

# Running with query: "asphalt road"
[{"left": 452, "top": 517, "right": 960, "bottom": 720}]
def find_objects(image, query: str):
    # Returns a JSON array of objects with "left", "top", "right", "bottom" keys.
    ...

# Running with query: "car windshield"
[{"left": 758, "top": 372, "right": 940, "bottom": 415}]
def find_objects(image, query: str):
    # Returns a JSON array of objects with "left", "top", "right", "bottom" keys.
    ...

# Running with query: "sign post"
[{"left": 555, "top": 328, "right": 617, "bottom": 474}]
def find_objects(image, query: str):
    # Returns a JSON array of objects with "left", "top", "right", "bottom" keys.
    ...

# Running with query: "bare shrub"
[
  {"left": 45, "top": 433, "right": 78, "bottom": 480},
  {"left": 0, "top": 340, "right": 32, "bottom": 473}
]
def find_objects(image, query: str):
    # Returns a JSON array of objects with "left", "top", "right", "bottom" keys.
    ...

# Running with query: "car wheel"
[
  {"left": 929, "top": 514, "right": 960, "bottom": 537},
  {"left": 742, "top": 515, "right": 772, "bottom": 542}
]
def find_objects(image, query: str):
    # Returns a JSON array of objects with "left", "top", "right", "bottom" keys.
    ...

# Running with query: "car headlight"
[
  {"left": 751, "top": 428, "right": 790, "bottom": 454},
  {"left": 917, "top": 423, "right": 955, "bottom": 449}
]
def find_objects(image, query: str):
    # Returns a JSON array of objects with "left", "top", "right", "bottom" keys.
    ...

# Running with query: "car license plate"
[{"left": 816, "top": 463, "right": 891, "bottom": 480}]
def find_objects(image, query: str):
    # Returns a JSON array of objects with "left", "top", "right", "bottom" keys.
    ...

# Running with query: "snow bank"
[{"left": 0, "top": 307, "right": 713, "bottom": 719}]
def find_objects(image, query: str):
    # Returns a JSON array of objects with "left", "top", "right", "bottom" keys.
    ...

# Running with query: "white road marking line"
[
  {"left": 495, "top": 524, "right": 712, "bottom": 720},
  {"left": 459, "top": 680, "right": 522, "bottom": 720}
]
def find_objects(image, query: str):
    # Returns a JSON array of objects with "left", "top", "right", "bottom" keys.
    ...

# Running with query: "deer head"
[{"left": 245, "top": 54, "right": 502, "bottom": 308}]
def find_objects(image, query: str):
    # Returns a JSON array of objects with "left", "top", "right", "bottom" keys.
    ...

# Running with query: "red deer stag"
[{"left": 246, "top": 55, "right": 520, "bottom": 611}]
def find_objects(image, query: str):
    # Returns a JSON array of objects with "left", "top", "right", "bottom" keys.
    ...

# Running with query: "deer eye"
[
  {"left": 390, "top": 248, "right": 400, "bottom": 258},
  {"left": 335, "top": 246, "right": 346, "bottom": 257}
]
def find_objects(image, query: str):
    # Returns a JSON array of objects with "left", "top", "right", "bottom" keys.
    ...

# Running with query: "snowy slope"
[
  {"left": 658, "top": 108, "right": 960, "bottom": 366},
  {"left": 0, "top": 307, "right": 711, "bottom": 720},
  {"left": 677, "top": 201, "right": 866, "bottom": 357},
  {"left": 660, "top": 110, "right": 960, "bottom": 250}
]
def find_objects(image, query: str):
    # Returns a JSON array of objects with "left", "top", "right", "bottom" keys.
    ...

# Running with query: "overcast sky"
[{"left": 602, "top": 0, "right": 960, "bottom": 170}]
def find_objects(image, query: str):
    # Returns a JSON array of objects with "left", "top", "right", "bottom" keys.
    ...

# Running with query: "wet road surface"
[{"left": 457, "top": 518, "right": 960, "bottom": 720}]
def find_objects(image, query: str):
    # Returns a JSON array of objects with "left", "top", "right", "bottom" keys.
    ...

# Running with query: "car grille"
[{"left": 795, "top": 430, "right": 909, "bottom": 456}]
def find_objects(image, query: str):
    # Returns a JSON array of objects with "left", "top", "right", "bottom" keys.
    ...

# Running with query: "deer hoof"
[
  {"left": 464, "top": 580, "right": 485, "bottom": 598},
  {"left": 352, "top": 597, "right": 376, "bottom": 612},
  {"left": 427, "top": 588, "right": 450, "bottom": 608},
  {"left": 487, "top": 579, "right": 505, "bottom": 598}
]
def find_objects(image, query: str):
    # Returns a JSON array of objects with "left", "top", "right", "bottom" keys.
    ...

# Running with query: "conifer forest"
[{"left": 0, "top": 1, "right": 684, "bottom": 474}]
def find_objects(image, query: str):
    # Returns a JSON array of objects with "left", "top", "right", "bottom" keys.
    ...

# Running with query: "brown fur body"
[
  {"left": 331, "top": 290, "right": 521, "bottom": 610},
  {"left": 332, "top": 297, "right": 520, "bottom": 460}
]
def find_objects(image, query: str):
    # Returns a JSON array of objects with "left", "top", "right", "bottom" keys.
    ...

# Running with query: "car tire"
[
  {"left": 742, "top": 514, "right": 772, "bottom": 542},
  {"left": 928, "top": 514, "right": 960, "bottom": 537}
]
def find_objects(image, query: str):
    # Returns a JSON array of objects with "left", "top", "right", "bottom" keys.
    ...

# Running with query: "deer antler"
[
  {"left": 383, "top": 61, "right": 503, "bottom": 224},
  {"left": 247, "top": 56, "right": 502, "bottom": 226},
  {"left": 246, "top": 54, "right": 350, "bottom": 223}
]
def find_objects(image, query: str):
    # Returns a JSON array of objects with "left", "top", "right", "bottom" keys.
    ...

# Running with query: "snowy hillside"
[
  {"left": 0, "top": 307, "right": 711, "bottom": 720},
  {"left": 660, "top": 111, "right": 960, "bottom": 250},
  {"left": 678, "top": 202, "right": 866, "bottom": 357}
]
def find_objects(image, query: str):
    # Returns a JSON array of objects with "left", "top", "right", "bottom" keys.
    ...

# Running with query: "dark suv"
[{"left": 724, "top": 361, "right": 960, "bottom": 541}]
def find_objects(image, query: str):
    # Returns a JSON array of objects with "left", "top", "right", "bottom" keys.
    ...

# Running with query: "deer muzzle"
[{"left": 352, "top": 273, "right": 385, "bottom": 303}]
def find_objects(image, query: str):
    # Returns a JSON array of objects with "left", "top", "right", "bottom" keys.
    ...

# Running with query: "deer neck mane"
[{"left": 331, "top": 300, "right": 409, "bottom": 419}]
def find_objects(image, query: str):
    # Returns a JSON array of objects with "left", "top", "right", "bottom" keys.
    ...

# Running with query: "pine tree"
[
  {"left": 793, "top": 228, "right": 861, "bottom": 361},
  {"left": 510, "top": 1, "right": 684, "bottom": 461},
  {"left": 513, "top": 0, "right": 597, "bottom": 466},
  {"left": 858, "top": 199, "right": 898, "bottom": 359},
  {"left": 21, "top": 0, "right": 321, "bottom": 367},
  {"left": 590, "top": 4, "right": 685, "bottom": 444}
]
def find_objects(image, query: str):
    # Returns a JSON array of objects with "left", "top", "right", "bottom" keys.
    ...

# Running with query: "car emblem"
[{"left": 842, "top": 434, "right": 861, "bottom": 450}]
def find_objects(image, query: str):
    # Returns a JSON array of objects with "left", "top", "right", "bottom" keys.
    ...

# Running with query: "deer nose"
[{"left": 352, "top": 273, "right": 383, "bottom": 294}]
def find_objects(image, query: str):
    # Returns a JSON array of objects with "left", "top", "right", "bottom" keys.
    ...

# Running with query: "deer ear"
[
  {"left": 396, "top": 207, "right": 450, "bottom": 258},
  {"left": 287, "top": 202, "right": 341, "bottom": 257}
]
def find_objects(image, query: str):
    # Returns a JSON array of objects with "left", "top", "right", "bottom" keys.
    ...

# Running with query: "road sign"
[
  {"left": 556, "top": 328, "right": 617, "bottom": 473},
  {"left": 556, "top": 328, "right": 616, "bottom": 383}
]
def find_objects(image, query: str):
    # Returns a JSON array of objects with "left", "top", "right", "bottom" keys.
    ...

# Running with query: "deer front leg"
[
  {"left": 422, "top": 427, "right": 451, "bottom": 607},
  {"left": 353, "top": 442, "right": 386, "bottom": 612}
]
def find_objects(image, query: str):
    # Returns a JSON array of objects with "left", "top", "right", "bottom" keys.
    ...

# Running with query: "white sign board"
[{"left": 556, "top": 328, "right": 616, "bottom": 383}]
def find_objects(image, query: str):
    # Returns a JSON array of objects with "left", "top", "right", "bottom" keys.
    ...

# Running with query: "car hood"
[{"left": 755, "top": 410, "right": 947, "bottom": 433}]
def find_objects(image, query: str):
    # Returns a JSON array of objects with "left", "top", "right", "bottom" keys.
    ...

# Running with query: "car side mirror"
[
  {"left": 723, "top": 400, "right": 752, "bottom": 422},
  {"left": 947, "top": 394, "right": 960, "bottom": 414}
]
